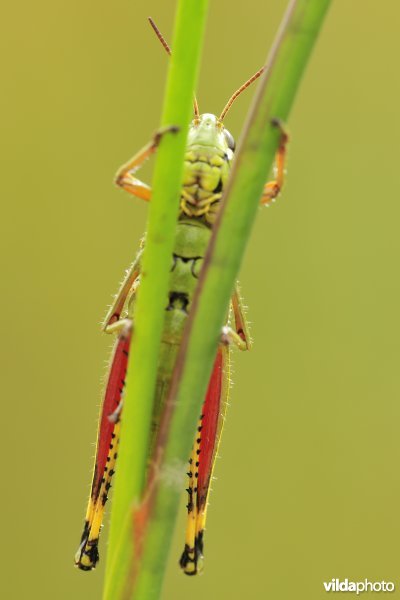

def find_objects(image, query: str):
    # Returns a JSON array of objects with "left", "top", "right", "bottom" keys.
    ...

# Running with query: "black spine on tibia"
[{"left": 195, "top": 530, "right": 204, "bottom": 556}]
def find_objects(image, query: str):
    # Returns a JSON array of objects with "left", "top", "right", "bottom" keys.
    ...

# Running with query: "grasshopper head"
[
  {"left": 187, "top": 113, "right": 235, "bottom": 159},
  {"left": 148, "top": 16, "right": 264, "bottom": 162}
]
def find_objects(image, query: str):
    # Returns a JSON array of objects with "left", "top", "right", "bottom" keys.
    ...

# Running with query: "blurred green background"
[{"left": 2, "top": 0, "right": 400, "bottom": 598}]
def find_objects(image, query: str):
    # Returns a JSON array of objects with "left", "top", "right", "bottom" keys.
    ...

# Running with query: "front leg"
[
  {"left": 261, "top": 118, "right": 289, "bottom": 205},
  {"left": 115, "top": 125, "right": 179, "bottom": 200}
]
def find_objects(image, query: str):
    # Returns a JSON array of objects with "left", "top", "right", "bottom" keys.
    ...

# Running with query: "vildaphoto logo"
[{"left": 323, "top": 579, "right": 395, "bottom": 594}]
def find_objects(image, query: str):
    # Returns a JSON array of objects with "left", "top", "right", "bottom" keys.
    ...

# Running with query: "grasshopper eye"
[{"left": 224, "top": 129, "right": 235, "bottom": 152}]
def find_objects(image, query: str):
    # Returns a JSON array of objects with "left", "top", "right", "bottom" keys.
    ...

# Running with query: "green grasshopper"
[{"left": 75, "top": 18, "right": 288, "bottom": 575}]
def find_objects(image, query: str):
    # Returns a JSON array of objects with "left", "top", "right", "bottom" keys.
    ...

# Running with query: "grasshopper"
[{"left": 75, "top": 18, "right": 288, "bottom": 575}]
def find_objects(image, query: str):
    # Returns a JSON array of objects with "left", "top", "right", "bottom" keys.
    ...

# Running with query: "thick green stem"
[
  {"left": 102, "top": 2, "right": 209, "bottom": 599},
  {"left": 134, "top": 0, "right": 331, "bottom": 596}
]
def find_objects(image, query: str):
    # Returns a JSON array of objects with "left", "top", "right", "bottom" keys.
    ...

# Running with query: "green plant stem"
[
  {"left": 133, "top": 0, "right": 331, "bottom": 596},
  {"left": 102, "top": 2, "right": 209, "bottom": 599}
]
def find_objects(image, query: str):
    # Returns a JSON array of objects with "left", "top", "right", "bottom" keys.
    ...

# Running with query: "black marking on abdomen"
[
  {"left": 167, "top": 291, "right": 190, "bottom": 313},
  {"left": 213, "top": 178, "right": 223, "bottom": 193}
]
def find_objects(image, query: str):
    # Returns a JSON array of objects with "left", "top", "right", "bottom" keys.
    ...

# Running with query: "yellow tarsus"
[{"left": 75, "top": 422, "right": 121, "bottom": 570}]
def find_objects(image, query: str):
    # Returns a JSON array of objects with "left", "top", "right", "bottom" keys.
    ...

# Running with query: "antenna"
[
  {"left": 148, "top": 17, "right": 171, "bottom": 56},
  {"left": 219, "top": 66, "right": 265, "bottom": 121},
  {"left": 148, "top": 17, "right": 200, "bottom": 118}
]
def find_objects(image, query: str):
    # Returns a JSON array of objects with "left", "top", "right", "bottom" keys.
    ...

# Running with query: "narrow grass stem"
[{"left": 102, "top": 2, "right": 209, "bottom": 599}]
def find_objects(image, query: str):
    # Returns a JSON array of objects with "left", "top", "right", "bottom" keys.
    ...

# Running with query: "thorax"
[{"left": 180, "top": 145, "right": 231, "bottom": 224}]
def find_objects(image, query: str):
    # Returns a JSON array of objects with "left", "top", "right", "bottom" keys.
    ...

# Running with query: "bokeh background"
[{"left": 2, "top": 1, "right": 400, "bottom": 598}]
